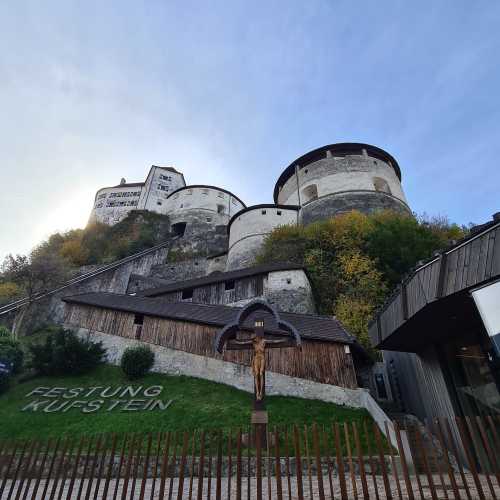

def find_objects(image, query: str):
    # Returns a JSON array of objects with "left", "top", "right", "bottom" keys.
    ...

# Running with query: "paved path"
[{"left": 2, "top": 474, "right": 499, "bottom": 499}]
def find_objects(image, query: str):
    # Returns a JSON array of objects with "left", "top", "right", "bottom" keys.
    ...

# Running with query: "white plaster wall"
[
  {"left": 226, "top": 207, "right": 298, "bottom": 270},
  {"left": 166, "top": 187, "right": 245, "bottom": 224},
  {"left": 265, "top": 269, "right": 311, "bottom": 294},
  {"left": 88, "top": 185, "right": 143, "bottom": 225},
  {"left": 228, "top": 207, "right": 297, "bottom": 248},
  {"left": 88, "top": 166, "right": 185, "bottom": 225},
  {"left": 139, "top": 166, "right": 185, "bottom": 214},
  {"left": 277, "top": 154, "right": 407, "bottom": 206},
  {"left": 264, "top": 269, "right": 316, "bottom": 313}
]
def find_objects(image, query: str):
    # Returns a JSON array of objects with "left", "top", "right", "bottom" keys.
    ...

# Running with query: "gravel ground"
[{"left": 2, "top": 474, "right": 498, "bottom": 499}]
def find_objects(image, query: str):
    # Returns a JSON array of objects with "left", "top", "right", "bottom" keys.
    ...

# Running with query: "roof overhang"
[{"left": 374, "top": 289, "right": 484, "bottom": 353}]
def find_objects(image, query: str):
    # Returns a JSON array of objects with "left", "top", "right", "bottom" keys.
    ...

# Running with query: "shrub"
[
  {"left": 0, "top": 373, "right": 10, "bottom": 394},
  {"left": 0, "top": 337, "right": 24, "bottom": 374},
  {"left": 121, "top": 345, "right": 155, "bottom": 379},
  {"left": 0, "top": 325, "right": 12, "bottom": 338},
  {"left": 29, "top": 328, "right": 106, "bottom": 376}
]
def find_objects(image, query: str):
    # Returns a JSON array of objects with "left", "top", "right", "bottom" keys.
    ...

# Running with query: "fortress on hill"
[{"left": 88, "top": 143, "right": 411, "bottom": 276}]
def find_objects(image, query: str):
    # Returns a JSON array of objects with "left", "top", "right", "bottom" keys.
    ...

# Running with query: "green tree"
[{"left": 257, "top": 210, "right": 466, "bottom": 355}]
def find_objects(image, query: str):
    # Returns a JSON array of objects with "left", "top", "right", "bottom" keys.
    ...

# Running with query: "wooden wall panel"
[
  {"left": 65, "top": 304, "right": 358, "bottom": 389},
  {"left": 155, "top": 276, "right": 264, "bottom": 307}
]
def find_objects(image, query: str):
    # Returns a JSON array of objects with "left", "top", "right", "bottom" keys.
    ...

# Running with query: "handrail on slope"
[{"left": 0, "top": 239, "right": 175, "bottom": 316}]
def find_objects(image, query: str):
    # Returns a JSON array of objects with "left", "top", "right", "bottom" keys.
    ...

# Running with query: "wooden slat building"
[{"left": 63, "top": 293, "right": 368, "bottom": 389}]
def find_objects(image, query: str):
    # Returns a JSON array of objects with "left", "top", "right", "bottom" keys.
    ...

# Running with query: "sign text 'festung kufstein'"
[{"left": 21, "top": 385, "right": 173, "bottom": 413}]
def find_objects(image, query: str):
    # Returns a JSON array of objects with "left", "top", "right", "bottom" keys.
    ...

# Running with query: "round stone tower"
[
  {"left": 165, "top": 185, "right": 246, "bottom": 255},
  {"left": 274, "top": 143, "right": 411, "bottom": 225},
  {"left": 226, "top": 204, "right": 299, "bottom": 271}
]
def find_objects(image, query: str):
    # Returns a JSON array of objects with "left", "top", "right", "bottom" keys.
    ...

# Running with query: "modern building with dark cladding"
[{"left": 369, "top": 213, "right": 500, "bottom": 465}]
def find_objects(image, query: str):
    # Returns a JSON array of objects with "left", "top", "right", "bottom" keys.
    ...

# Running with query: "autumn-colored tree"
[
  {"left": 257, "top": 210, "right": 466, "bottom": 355},
  {"left": 60, "top": 238, "right": 90, "bottom": 266},
  {"left": 0, "top": 282, "right": 21, "bottom": 306}
]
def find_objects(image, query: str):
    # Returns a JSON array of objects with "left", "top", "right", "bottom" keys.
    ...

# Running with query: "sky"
[{"left": 1, "top": 1, "right": 500, "bottom": 261}]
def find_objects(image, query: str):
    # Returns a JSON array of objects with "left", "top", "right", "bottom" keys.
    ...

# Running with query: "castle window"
[
  {"left": 217, "top": 193, "right": 224, "bottom": 198},
  {"left": 302, "top": 184, "right": 318, "bottom": 203},
  {"left": 277, "top": 210, "right": 282, "bottom": 216},
  {"left": 157, "top": 201, "right": 162, "bottom": 206},
  {"left": 304, "top": 169, "right": 308, "bottom": 174},
  {"left": 373, "top": 177, "right": 391, "bottom": 194},
  {"left": 217, "top": 204, "right": 225, "bottom": 214},
  {"left": 261, "top": 210, "right": 267, "bottom": 215},
  {"left": 172, "top": 222, "right": 187, "bottom": 237},
  {"left": 134, "top": 314, "right": 144, "bottom": 340},
  {"left": 373, "top": 160, "right": 378, "bottom": 165},
  {"left": 286, "top": 278, "right": 292, "bottom": 284},
  {"left": 206, "top": 217, "right": 212, "bottom": 222},
  {"left": 182, "top": 289, "right": 193, "bottom": 300},
  {"left": 224, "top": 280, "right": 235, "bottom": 291}
]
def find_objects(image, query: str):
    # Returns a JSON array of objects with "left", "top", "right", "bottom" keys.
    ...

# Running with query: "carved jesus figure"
[{"left": 234, "top": 335, "right": 290, "bottom": 401}]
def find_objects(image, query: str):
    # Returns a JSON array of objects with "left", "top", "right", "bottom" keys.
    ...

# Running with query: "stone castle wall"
[{"left": 226, "top": 206, "right": 299, "bottom": 271}]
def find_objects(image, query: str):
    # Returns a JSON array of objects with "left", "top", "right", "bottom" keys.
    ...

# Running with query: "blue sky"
[{"left": 1, "top": 1, "right": 499, "bottom": 260}]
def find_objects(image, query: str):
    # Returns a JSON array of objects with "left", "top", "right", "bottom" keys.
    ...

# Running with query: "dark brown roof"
[
  {"left": 139, "top": 262, "right": 305, "bottom": 297},
  {"left": 62, "top": 292, "right": 355, "bottom": 345},
  {"left": 273, "top": 142, "right": 402, "bottom": 202}
]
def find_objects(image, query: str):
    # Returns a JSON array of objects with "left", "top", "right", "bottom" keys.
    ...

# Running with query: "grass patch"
[{"left": 0, "top": 364, "right": 387, "bottom": 453}]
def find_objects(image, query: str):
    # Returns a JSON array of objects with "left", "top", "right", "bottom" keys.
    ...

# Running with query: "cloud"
[{"left": 1, "top": 0, "right": 500, "bottom": 260}]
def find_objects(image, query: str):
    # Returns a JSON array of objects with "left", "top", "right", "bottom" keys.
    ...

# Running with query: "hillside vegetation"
[
  {"left": 0, "top": 211, "right": 170, "bottom": 306},
  {"left": 256, "top": 210, "right": 466, "bottom": 354}
]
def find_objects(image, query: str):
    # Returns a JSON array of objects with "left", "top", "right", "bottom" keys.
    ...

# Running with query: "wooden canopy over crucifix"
[{"left": 214, "top": 299, "right": 302, "bottom": 418}]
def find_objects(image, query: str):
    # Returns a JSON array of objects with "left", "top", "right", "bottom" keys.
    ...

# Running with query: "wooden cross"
[{"left": 214, "top": 299, "right": 302, "bottom": 422}]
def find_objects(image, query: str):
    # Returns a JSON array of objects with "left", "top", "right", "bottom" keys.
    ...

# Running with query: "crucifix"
[
  {"left": 226, "top": 317, "right": 299, "bottom": 413},
  {"left": 215, "top": 299, "right": 302, "bottom": 428}
]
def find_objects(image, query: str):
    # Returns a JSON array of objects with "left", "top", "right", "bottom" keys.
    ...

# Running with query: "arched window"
[
  {"left": 373, "top": 177, "right": 391, "bottom": 195},
  {"left": 302, "top": 184, "right": 318, "bottom": 203}
]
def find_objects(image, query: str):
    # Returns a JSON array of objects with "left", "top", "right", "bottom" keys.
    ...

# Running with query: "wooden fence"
[{"left": 0, "top": 417, "right": 499, "bottom": 499}]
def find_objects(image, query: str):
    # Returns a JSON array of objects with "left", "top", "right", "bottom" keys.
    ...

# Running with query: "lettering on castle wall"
[{"left": 21, "top": 385, "right": 174, "bottom": 413}]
